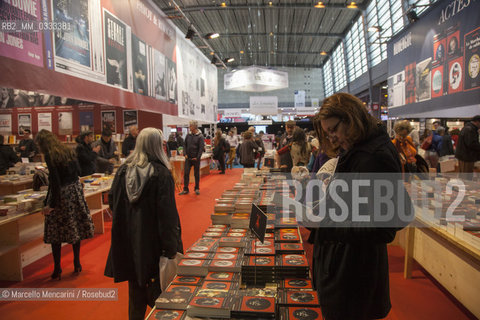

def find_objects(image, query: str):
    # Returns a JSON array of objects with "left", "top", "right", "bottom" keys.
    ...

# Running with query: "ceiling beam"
[
  {"left": 218, "top": 32, "right": 343, "bottom": 39},
  {"left": 163, "top": 3, "right": 365, "bottom": 15},
  {"left": 218, "top": 51, "right": 330, "bottom": 56},
  {"left": 226, "top": 63, "right": 327, "bottom": 69}
]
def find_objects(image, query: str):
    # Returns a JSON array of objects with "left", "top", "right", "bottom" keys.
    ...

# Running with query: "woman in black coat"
[
  {"left": 105, "top": 128, "right": 183, "bottom": 320},
  {"left": 311, "top": 93, "right": 412, "bottom": 320}
]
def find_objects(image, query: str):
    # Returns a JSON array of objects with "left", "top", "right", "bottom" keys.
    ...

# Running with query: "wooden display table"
[
  {"left": 0, "top": 177, "right": 34, "bottom": 196},
  {"left": 396, "top": 207, "right": 480, "bottom": 318},
  {"left": 0, "top": 185, "right": 110, "bottom": 281},
  {"left": 170, "top": 154, "right": 212, "bottom": 190}
]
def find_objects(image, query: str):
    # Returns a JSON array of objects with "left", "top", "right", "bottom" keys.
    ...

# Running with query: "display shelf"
[
  {"left": 0, "top": 183, "right": 111, "bottom": 281},
  {"left": 401, "top": 205, "right": 480, "bottom": 318}
]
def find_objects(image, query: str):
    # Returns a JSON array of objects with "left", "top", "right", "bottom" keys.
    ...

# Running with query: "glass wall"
[
  {"left": 323, "top": 59, "right": 334, "bottom": 97},
  {"left": 332, "top": 43, "right": 347, "bottom": 92}
]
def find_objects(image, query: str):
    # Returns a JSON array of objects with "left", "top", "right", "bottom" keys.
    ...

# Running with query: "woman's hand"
[{"left": 42, "top": 206, "right": 53, "bottom": 215}]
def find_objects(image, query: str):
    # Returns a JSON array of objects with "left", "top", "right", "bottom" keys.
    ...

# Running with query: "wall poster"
[
  {"left": 52, "top": 0, "right": 105, "bottom": 82},
  {"left": 18, "top": 113, "right": 32, "bottom": 134},
  {"left": 123, "top": 110, "right": 138, "bottom": 133},
  {"left": 0, "top": 114, "right": 12, "bottom": 133},
  {"left": 38, "top": 112, "right": 52, "bottom": 132},
  {"left": 104, "top": 9, "right": 131, "bottom": 90},
  {"left": 101, "top": 110, "right": 116, "bottom": 133},
  {"left": 58, "top": 111, "right": 73, "bottom": 135},
  {"left": 79, "top": 111, "right": 94, "bottom": 132}
]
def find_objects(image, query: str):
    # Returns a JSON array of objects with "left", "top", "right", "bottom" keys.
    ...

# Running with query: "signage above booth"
[{"left": 224, "top": 66, "right": 289, "bottom": 92}]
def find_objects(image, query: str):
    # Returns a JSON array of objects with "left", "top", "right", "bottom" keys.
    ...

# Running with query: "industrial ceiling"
[{"left": 153, "top": 0, "right": 370, "bottom": 69}]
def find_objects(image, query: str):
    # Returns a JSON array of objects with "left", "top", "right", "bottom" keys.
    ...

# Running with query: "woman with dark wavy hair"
[
  {"left": 35, "top": 130, "right": 94, "bottom": 280},
  {"left": 311, "top": 93, "right": 411, "bottom": 320}
]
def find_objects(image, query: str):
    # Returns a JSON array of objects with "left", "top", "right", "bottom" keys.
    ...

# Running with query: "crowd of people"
[{"left": 0, "top": 94, "right": 480, "bottom": 320}]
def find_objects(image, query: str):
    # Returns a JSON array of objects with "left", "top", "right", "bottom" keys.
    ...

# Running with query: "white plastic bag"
[{"left": 159, "top": 252, "right": 183, "bottom": 291}]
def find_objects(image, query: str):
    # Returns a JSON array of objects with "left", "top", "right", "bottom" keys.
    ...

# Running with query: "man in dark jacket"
[
  {"left": 122, "top": 125, "right": 138, "bottom": 157},
  {"left": 0, "top": 135, "right": 19, "bottom": 174},
  {"left": 455, "top": 115, "right": 480, "bottom": 179},
  {"left": 277, "top": 120, "right": 295, "bottom": 171},
  {"left": 179, "top": 120, "right": 204, "bottom": 195},
  {"left": 76, "top": 131, "right": 100, "bottom": 176},
  {"left": 16, "top": 129, "right": 38, "bottom": 162},
  {"left": 93, "top": 129, "right": 117, "bottom": 173}
]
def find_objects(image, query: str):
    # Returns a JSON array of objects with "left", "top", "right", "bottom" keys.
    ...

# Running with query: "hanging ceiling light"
[
  {"left": 185, "top": 26, "right": 195, "bottom": 40},
  {"left": 314, "top": 2, "right": 325, "bottom": 8},
  {"left": 347, "top": 2, "right": 357, "bottom": 9},
  {"left": 205, "top": 33, "right": 220, "bottom": 39},
  {"left": 224, "top": 57, "right": 235, "bottom": 63}
]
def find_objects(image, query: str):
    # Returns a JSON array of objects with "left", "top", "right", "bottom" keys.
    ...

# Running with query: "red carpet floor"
[{"left": 0, "top": 168, "right": 476, "bottom": 320}]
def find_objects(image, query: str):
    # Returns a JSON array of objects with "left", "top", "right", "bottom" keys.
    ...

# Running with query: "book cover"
[
  {"left": 205, "top": 272, "right": 239, "bottom": 282},
  {"left": 280, "top": 306, "right": 323, "bottom": 319},
  {"left": 166, "top": 285, "right": 198, "bottom": 294},
  {"left": 150, "top": 309, "right": 184, "bottom": 320},
  {"left": 200, "top": 281, "right": 232, "bottom": 292},
  {"left": 282, "top": 254, "right": 309, "bottom": 267},
  {"left": 171, "top": 275, "right": 203, "bottom": 286},
  {"left": 283, "top": 279, "right": 313, "bottom": 290}
]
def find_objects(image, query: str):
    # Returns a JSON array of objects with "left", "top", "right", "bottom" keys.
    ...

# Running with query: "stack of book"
[
  {"left": 155, "top": 285, "right": 197, "bottom": 310},
  {"left": 230, "top": 213, "right": 250, "bottom": 228},
  {"left": 279, "top": 279, "right": 314, "bottom": 291},
  {"left": 278, "top": 306, "right": 323, "bottom": 319},
  {"left": 186, "top": 281, "right": 238, "bottom": 318},
  {"left": 275, "top": 254, "right": 310, "bottom": 280},
  {"left": 275, "top": 228, "right": 301, "bottom": 243},
  {"left": 241, "top": 255, "right": 276, "bottom": 285},
  {"left": 245, "top": 239, "right": 276, "bottom": 256},
  {"left": 231, "top": 295, "right": 276, "bottom": 319}
]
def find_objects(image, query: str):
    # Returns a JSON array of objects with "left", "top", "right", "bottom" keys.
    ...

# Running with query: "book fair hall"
[{"left": 1, "top": 0, "right": 480, "bottom": 319}]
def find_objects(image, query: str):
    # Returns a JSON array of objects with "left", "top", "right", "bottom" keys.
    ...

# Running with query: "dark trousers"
[
  {"left": 458, "top": 160, "right": 475, "bottom": 180},
  {"left": 128, "top": 279, "right": 160, "bottom": 320},
  {"left": 183, "top": 158, "right": 200, "bottom": 191},
  {"left": 218, "top": 154, "right": 226, "bottom": 173}
]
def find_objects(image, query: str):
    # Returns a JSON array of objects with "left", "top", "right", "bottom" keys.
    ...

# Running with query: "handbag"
[{"left": 159, "top": 252, "right": 183, "bottom": 291}]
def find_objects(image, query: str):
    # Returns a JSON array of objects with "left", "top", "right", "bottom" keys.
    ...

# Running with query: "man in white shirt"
[{"left": 225, "top": 129, "right": 239, "bottom": 169}]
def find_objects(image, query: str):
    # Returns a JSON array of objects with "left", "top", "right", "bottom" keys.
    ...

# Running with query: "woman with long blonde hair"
[
  {"left": 35, "top": 130, "right": 94, "bottom": 280},
  {"left": 105, "top": 128, "right": 182, "bottom": 320}
]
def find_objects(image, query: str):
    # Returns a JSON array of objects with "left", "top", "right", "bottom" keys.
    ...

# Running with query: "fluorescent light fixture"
[
  {"left": 224, "top": 57, "right": 235, "bottom": 63},
  {"left": 205, "top": 33, "right": 220, "bottom": 39}
]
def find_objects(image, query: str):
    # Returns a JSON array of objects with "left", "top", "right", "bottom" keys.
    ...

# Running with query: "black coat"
[
  {"left": 312, "top": 125, "right": 412, "bottom": 320},
  {"left": 0, "top": 144, "right": 19, "bottom": 175},
  {"left": 44, "top": 153, "right": 80, "bottom": 208},
  {"left": 104, "top": 161, "right": 183, "bottom": 287},
  {"left": 76, "top": 141, "right": 97, "bottom": 176},
  {"left": 17, "top": 138, "right": 38, "bottom": 161},
  {"left": 122, "top": 134, "right": 136, "bottom": 157},
  {"left": 455, "top": 122, "right": 480, "bottom": 162}
]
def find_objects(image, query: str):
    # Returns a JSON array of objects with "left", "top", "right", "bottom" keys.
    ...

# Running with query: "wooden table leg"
[{"left": 404, "top": 226, "right": 416, "bottom": 279}]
